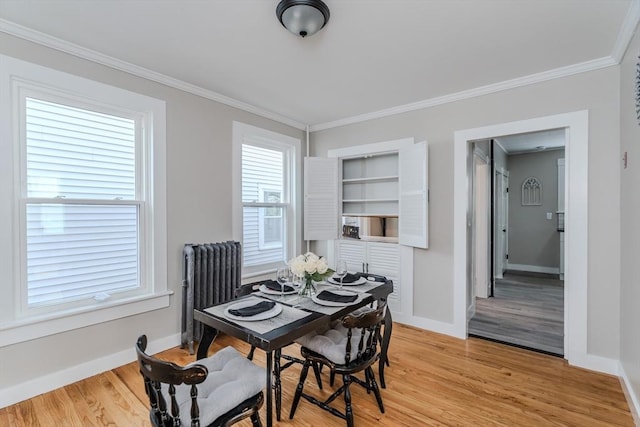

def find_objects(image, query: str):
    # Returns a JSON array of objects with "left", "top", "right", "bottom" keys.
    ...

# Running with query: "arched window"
[{"left": 521, "top": 176, "right": 542, "bottom": 206}]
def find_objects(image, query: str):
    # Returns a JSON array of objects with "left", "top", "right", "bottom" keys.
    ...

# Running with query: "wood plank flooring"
[
  {"left": 0, "top": 323, "right": 633, "bottom": 426},
  {"left": 468, "top": 271, "right": 564, "bottom": 355}
]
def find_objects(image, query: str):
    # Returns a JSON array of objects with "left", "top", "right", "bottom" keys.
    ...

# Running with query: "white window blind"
[
  {"left": 24, "top": 98, "right": 140, "bottom": 307},
  {"left": 242, "top": 144, "right": 286, "bottom": 266}
]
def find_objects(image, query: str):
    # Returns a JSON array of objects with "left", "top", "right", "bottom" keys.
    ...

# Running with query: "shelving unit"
[{"left": 341, "top": 153, "right": 399, "bottom": 217}]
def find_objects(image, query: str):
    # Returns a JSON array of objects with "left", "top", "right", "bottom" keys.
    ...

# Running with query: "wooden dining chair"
[
  {"left": 289, "top": 301, "right": 387, "bottom": 427},
  {"left": 325, "top": 298, "right": 392, "bottom": 389},
  {"left": 135, "top": 334, "right": 265, "bottom": 427}
]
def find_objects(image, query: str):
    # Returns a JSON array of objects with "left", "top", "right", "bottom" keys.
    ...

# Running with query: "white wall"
[
  {"left": 310, "top": 66, "right": 621, "bottom": 361},
  {"left": 619, "top": 22, "right": 640, "bottom": 423},
  {"left": 0, "top": 32, "right": 303, "bottom": 398}
]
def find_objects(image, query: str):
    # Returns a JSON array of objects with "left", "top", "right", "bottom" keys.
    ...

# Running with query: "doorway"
[
  {"left": 453, "top": 111, "right": 589, "bottom": 367},
  {"left": 469, "top": 133, "right": 565, "bottom": 355}
]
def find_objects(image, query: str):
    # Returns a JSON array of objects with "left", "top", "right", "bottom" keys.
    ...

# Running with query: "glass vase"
[{"left": 298, "top": 276, "right": 316, "bottom": 298}]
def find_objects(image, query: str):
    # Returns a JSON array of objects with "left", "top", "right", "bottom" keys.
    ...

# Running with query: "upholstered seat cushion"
[
  {"left": 296, "top": 320, "right": 372, "bottom": 365},
  {"left": 162, "top": 346, "right": 265, "bottom": 426}
]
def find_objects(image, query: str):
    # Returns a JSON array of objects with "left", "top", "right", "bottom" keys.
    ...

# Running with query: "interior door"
[{"left": 494, "top": 168, "right": 509, "bottom": 281}]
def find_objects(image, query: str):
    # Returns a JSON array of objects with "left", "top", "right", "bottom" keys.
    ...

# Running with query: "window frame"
[
  {"left": 258, "top": 184, "right": 284, "bottom": 250},
  {"left": 232, "top": 122, "right": 301, "bottom": 279},
  {"left": 0, "top": 54, "right": 168, "bottom": 347}
]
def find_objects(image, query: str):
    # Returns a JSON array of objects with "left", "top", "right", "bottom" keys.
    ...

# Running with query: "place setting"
[
  {"left": 223, "top": 298, "right": 282, "bottom": 321},
  {"left": 311, "top": 288, "right": 363, "bottom": 307}
]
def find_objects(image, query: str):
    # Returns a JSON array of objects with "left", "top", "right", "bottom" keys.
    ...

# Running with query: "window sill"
[{"left": 0, "top": 291, "right": 173, "bottom": 348}]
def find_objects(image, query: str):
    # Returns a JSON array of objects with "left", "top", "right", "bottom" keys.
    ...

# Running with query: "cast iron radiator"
[{"left": 181, "top": 241, "right": 241, "bottom": 354}]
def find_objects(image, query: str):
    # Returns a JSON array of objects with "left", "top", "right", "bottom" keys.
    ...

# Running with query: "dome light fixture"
[{"left": 276, "top": 0, "right": 330, "bottom": 38}]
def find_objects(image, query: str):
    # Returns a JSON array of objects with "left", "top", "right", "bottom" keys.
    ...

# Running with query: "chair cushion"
[
  {"left": 163, "top": 346, "right": 264, "bottom": 426},
  {"left": 296, "top": 321, "right": 372, "bottom": 365}
]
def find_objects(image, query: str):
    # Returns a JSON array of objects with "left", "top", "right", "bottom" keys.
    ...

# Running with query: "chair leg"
[
  {"left": 250, "top": 412, "right": 262, "bottom": 427},
  {"left": 378, "top": 357, "right": 386, "bottom": 389},
  {"left": 289, "top": 360, "right": 311, "bottom": 419},
  {"left": 343, "top": 374, "right": 354, "bottom": 427},
  {"left": 330, "top": 369, "right": 336, "bottom": 387},
  {"left": 367, "top": 366, "right": 385, "bottom": 413},
  {"left": 312, "top": 362, "right": 323, "bottom": 390}
]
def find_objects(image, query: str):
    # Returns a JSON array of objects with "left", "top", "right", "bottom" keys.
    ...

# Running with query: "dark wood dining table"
[{"left": 194, "top": 279, "right": 393, "bottom": 427}]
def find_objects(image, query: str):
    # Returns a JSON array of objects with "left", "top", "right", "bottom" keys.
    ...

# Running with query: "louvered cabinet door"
[
  {"left": 367, "top": 242, "right": 401, "bottom": 312},
  {"left": 304, "top": 157, "right": 339, "bottom": 241},
  {"left": 335, "top": 240, "right": 366, "bottom": 274}
]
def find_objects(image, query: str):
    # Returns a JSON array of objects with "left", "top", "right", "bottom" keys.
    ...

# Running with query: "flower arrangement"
[{"left": 288, "top": 252, "right": 334, "bottom": 296}]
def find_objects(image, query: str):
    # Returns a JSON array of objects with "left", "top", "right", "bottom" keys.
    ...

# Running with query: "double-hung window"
[
  {"left": 233, "top": 122, "right": 300, "bottom": 277},
  {"left": 0, "top": 55, "right": 167, "bottom": 345}
]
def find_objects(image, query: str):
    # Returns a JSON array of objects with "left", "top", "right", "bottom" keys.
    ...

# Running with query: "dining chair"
[
  {"left": 324, "top": 298, "right": 392, "bottom": 389},
  {"left": 289, "top": 301, "right": 387, "bottom": 427},
  {"left": 135, "top": 334, "right": 265, "bottom": 427}
]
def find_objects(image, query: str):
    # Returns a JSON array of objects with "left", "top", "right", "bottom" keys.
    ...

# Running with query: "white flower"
[
  {"left": 288, "top": 251, "right": 331, "bottom": 278},
  {"left": 316, "top": 257, "right": 328, "bottom": 274},
  {"left": 289, "top": 257, "right": 306, "bottom": 276}
]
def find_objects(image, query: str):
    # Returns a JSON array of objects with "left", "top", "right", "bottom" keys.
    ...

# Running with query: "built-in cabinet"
[
  {"left": 304, "top": 137, "right": 429, "bottom": 317},
  {"left": 335, "top": 239, "right": 401, "bottom": 312}
]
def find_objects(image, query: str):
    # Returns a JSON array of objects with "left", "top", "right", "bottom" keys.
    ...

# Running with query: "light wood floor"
[
  {"left": 0, "top": 323, "right": 633, "bottom": 426},
  {"left": 468, "top": 271, "right": 564, "bottom": 355}
]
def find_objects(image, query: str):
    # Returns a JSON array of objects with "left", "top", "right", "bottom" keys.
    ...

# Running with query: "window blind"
[
  {"left": 241, "top": 144, "right": 285, "bottom": 266},
  {"left": 25, "top": 98, "right": 139, "bottom": 306}
]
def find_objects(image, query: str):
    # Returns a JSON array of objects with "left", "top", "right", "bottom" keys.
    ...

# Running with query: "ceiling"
[
  {"left": 496, "top": 129, "right": 565, "bottom": 154},
  {"left": 0, "top": 1, "right": 636, "bottom": 130}
]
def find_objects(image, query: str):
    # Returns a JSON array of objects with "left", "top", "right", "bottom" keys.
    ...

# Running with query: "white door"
[
  {"left": 494, "top": 168, "right": 509, "bottom": 280},
  {"left": 474, "top": 157, "right": 490, "bottom": 299}
]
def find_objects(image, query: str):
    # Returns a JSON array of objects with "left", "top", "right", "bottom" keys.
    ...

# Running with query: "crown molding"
[
  {"left": 310, "top": 56, "right": 617, "bottom": 132},
  {"left": 611, "top": 0, "right": 640, "bottom": 63},
  {"left": 0, "top": 19, "right": 307, "bottom": 131}
]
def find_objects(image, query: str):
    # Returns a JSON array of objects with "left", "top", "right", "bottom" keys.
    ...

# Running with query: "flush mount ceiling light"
[{"left": 276, "top": 0, "right": 330, "bottom": 38}]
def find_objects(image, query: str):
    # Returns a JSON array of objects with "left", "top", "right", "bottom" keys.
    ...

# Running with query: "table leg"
[
  {"left": 274, "top": 349, "right": 282, "bottom": 420},
  {"left": 266, "top": 350, "right": 273, "bottom": 427},
  {"left": 197, "top": 325, "right": 218, "bottom": 360},
  {"left": 379, "top": 307, "right": 392, "bottom": 388}
]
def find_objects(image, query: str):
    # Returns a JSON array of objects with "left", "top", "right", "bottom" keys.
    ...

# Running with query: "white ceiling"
[
  {"left": 496, "top": 129, "right": 566, "bottom": 154},
  {"left": 0, "top": 0, "right": 636, "bottom": 130}
]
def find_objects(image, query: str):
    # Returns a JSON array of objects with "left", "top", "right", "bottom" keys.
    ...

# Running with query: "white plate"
[
  {"left": 259, "top": 283, "right": 298, "bottom": 295},
  {"left": 224, "top": 299, "right": 282, "bottom": 321},
  {"left": 312, "top": 290, "right": 363, "bottom": 307},
  {"left": 327, "top": 276, "right": 367, "bottom": 286}
]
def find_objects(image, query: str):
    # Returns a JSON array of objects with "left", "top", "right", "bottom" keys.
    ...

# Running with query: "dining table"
[{"left": 194, "top": 276, "right": 393, "bottom": 427}]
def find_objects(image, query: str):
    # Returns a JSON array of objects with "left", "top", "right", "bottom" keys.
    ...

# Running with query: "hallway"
[{"left": 468, "top": 271, "right": 564, "bottom": 356}]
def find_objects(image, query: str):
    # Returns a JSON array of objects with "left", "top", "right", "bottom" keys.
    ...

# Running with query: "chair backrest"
[
  {"left": 136, "top": 335, "right": 207, "bottom": 427},
  {"left": 340, "top": 300, "right": 387, "bottom": 366}
]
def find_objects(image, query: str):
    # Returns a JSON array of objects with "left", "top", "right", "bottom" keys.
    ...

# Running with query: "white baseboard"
[
  {"left": 0, "top": 333, "right": 181, "bottom": 409},
  {"left": 568, "top": 352, "right": 620, "bottom": 376},
  {"left": 507, "top": 263, "right": 560, "bottom": 275},
  {"left": 619, "top": 363, "right": 640, "bottom": 427},
  {"left": 392, "top": 313, "right": 465, "bottom": 339}
]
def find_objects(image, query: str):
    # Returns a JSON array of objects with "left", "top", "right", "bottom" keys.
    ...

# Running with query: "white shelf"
[
  {"left": 342, "top": 175, "right": 398, "bottom": 184},
  {"left": 343, "top": 198, "right": 398, "bottom": 203}
]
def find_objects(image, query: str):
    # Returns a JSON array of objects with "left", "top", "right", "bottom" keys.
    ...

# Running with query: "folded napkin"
[
  {"left": 333, "top": 273, "right": 360, "bottom": 284},
  {"left": 228, "top": 300, "right": 276, "bottom": 317},
  {"left": 316, "top": 290, "right": 358, "bottom": 303},
  {"left": 365, "top": 274, "right": 387, "bottom": 283},
  {"left": 263, "top": 280, "right": 294, "bottom": 293}
]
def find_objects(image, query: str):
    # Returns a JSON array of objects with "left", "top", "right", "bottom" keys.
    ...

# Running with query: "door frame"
[{"left": 453, "top": 110, "right": 606, "bottom": 372}]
